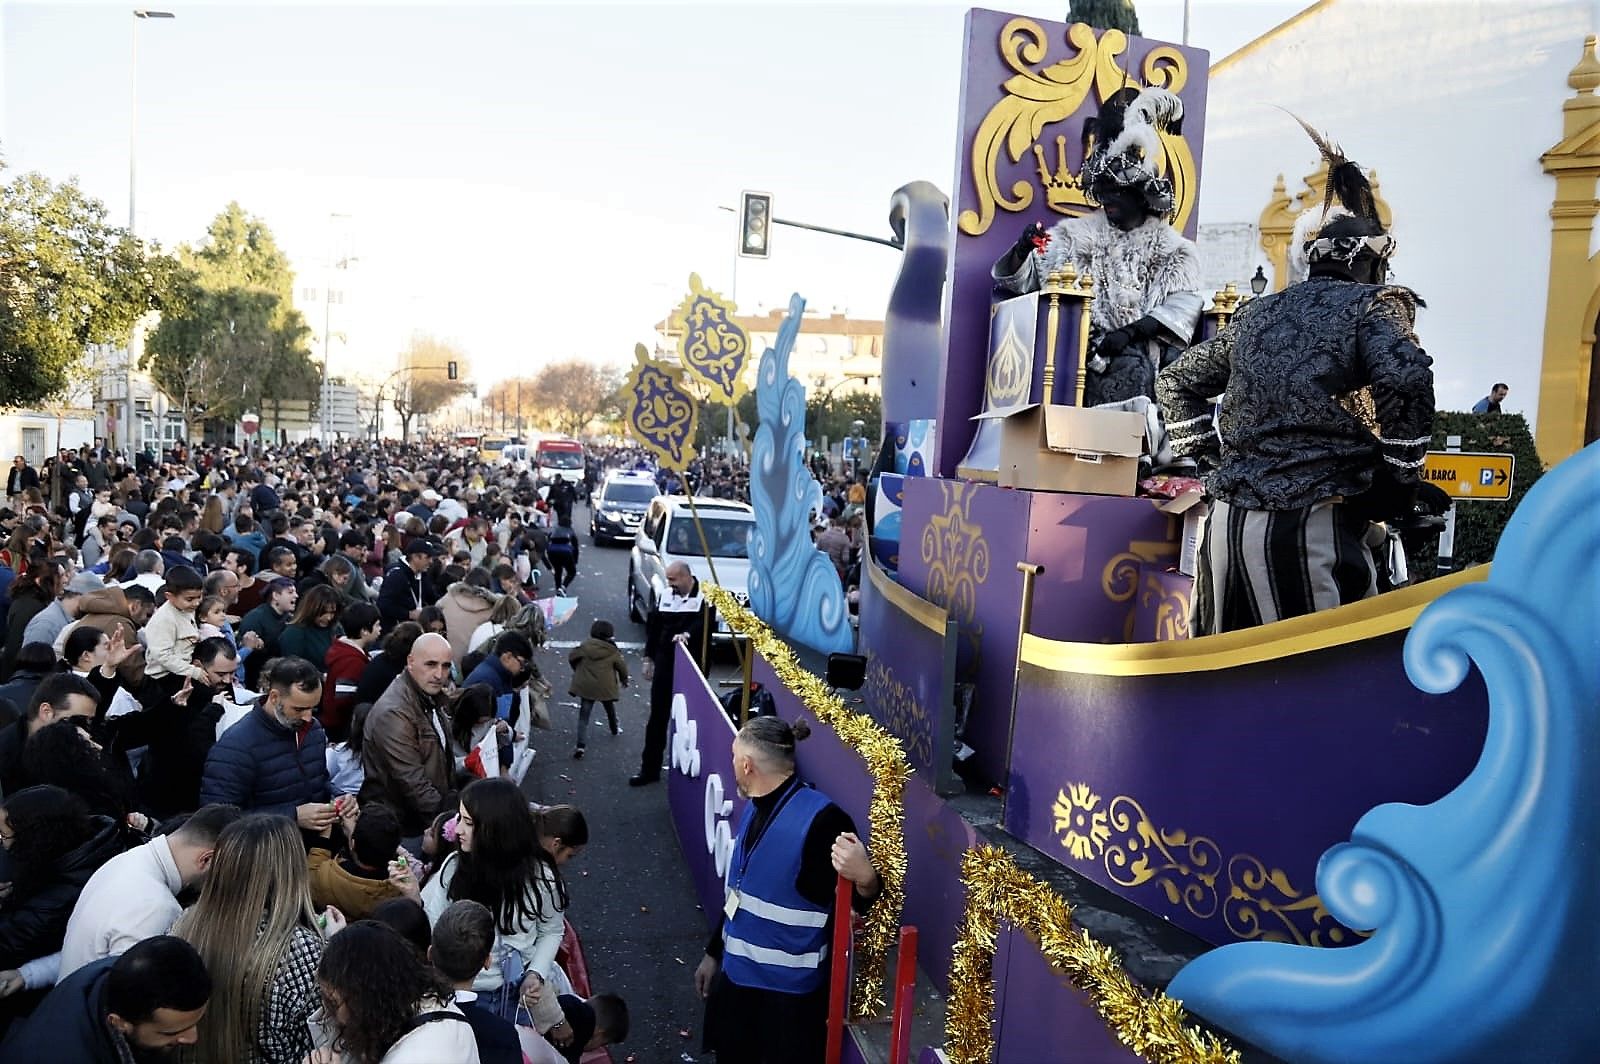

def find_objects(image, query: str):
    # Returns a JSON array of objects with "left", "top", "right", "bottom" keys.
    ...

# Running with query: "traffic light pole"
[{"left": 722, "top": 205, "right": 903, "bottom": 250}]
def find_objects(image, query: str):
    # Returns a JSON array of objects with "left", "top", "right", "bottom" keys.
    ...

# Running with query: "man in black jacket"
[
  {"left": 0, "top": 672, "right": 99, "bottom": 798},
  {"left": 1, "top": 935, "right": 210, "bottom": 1062},
  {"left": 631, "top": 561, "right": 714, "bottom": 786},
  {"left": 1157, "top": 132, "right": 1434, "bottom": 636},
  {"left": 377, "top": 538, "right": 443, "bottom": 631},
  {"left": 6, "top": 455, "right": 39, "bottom": 502}
]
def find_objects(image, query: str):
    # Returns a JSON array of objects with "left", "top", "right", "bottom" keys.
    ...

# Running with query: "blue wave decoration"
[
  {"left": 1168, "top": 442, "right": 1600, "bottom": 1063},
  {"left": 746, "top": 294, "right": 853, "bottom": 656}
]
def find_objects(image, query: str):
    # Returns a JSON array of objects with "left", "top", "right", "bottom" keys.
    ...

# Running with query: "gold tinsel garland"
[
  {"left": 946, "top": 845, "right": 1241, "bottom": 1064},
  {"left": 704, "top": 586, "right": 910, "bottom": 1020}
]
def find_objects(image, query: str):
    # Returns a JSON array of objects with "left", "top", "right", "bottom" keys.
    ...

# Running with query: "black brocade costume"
[{"left": 1156, "top": 276, "right": 1435, "bottom": 510}]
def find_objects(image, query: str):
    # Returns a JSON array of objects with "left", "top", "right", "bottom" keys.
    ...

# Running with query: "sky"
[{"left": 1, "top": 0, "right": 1305, "bottom": 390}]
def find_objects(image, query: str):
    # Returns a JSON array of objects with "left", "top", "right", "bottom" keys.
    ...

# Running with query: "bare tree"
[
  {"left": 531, "top": 359, "right": 625, "bottom": 438},
  {"left": 392, "top": 333, "right": 471, "bottom": 441}
]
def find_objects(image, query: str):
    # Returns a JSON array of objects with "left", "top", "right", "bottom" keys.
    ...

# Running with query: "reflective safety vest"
[{"left": 721, "top": 781, "right": 834, "bottom": 995}]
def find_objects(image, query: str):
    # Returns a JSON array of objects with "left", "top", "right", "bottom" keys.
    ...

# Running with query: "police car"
[{"left": 589, "top": 470, "right": 658, "bottom": 545}]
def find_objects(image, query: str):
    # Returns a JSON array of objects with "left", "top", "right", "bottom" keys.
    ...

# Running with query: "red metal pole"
[
  {"left": 825, "top": 874, "right": 853, "bottom": 1064},
  {"left": 888, "top": 925, "right": 918, "bottom": 1064}
]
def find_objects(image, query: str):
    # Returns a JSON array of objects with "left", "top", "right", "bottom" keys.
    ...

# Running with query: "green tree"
[
  {"left": 146, "top": 203, "right": 316, "bottom": 436},
  {"left": 805, "top": 387, "right": 881, "bottom": 454},
  {"left": 0, "top": 164, "right": 175, "bottom": 407},
  {"left": 1068, "top": 0, "right": 1140, "bottom": 34}
]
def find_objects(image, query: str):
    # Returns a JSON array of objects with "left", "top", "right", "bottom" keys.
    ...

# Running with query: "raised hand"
[{"left": 1012, "top": 221, "right": 1050, "bottom": 258}]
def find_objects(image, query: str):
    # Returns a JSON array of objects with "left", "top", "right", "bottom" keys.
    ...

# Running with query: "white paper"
[
  {"left": 474, "top": 724, "right": 501, "bottom": 780},
  {"left": 105, "top": 687, "right": 143, "bottom": 721}
]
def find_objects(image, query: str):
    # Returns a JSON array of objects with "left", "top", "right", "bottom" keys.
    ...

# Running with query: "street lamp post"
[
  {"left": 318, "top": 228, "right": 354, "bottom": 441},
  {"left": 126, "top": 9, "right": 174, "bottom": 458}
]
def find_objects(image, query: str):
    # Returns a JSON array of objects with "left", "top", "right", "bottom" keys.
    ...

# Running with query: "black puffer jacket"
[{"left": 0, "top": 816, "right": 129, "bottom": 969}]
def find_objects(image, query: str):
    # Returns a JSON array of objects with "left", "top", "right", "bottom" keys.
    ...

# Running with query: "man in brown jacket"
[{"left": 360, "top": 631, "right": 457, "bottom": 844}]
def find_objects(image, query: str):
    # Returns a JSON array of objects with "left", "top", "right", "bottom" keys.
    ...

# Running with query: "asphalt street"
[{"left": 519, "top": 500, "right": 725, "bottom": 1063}]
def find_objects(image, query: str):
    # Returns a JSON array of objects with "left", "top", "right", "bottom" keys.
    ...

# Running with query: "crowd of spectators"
[{"left": 0, "top": 439, "right": 630, "bottom": 1063}]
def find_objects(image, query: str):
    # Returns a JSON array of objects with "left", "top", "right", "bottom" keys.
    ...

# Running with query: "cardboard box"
[
  {"left": 1159, "top": 488, "right": 1209, "bottom": 577},
  {"left": 970, "top": 403, "right": 1145, "bottom": 496}
]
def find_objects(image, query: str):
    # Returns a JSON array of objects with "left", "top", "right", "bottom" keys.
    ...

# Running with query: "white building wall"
[{"left": 1200, "top": 0, "right": 1600, "bottom": 423}]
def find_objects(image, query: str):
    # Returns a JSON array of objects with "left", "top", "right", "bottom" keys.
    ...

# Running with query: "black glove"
[
  {"left": 1414, "top": 482, "right": 1453, "bottom": 516},
  {"left": 1011, "top": 222, "right": 1049, "bottom": 259},
  {"left": 1126, "top": 315, "right": 1166, "bottom": 342},
  {"left": 1347, "top": 466, "right": 1418, "bottom": 524},
  {"left": 1097, "top": 328, "right": 1133, "bottom": 359}
]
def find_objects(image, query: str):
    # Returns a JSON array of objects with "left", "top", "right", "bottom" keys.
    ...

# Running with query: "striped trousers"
[{"left": 1192, "top": 498, "right": 1377, "bottom": 637}]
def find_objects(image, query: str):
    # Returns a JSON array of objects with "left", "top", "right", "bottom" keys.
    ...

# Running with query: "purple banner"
[
  {"left": 1005, "top": 631, "right": 1489, "bottom": 946},
  {"left": 934, "top": 12, "right": 1209, "bottom": 475},
  {"left": 667, "top": 643, "right": 745, "bottom": 927}
]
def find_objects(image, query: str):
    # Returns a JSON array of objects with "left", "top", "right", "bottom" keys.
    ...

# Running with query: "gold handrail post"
[{"left": 1002, "top": 562, "right": 1045, "bottom": 808}]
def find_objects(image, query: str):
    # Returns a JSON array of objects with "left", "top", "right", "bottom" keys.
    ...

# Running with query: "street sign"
[{"left": 1422, "top": 450, "right": 1514, "bottom": 501}]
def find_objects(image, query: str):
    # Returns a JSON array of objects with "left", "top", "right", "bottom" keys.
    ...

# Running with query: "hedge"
[{"left": 1405, "top": 411, "right": 1544, "bottom": 579}]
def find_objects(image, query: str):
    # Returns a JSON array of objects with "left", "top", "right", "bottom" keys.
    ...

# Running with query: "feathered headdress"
[
  {"left": 1281, "top": 110, "right": 1394, "bottom": 281},
  {"left": 1083, "top": 86, "right": 1185, "bottom": 218},
  {"left": 1282, "top": 109, "right": 1381, "bottom": 226}
]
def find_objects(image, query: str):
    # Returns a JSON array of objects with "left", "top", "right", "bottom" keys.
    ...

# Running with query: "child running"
[{"left": 567, "top": 619, "right": 628, "bottom": 760}]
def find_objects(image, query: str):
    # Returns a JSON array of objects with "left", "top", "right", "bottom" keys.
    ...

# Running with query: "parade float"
[{"left": 629, "top": 7, "right": 1600, "bottom": 1062}]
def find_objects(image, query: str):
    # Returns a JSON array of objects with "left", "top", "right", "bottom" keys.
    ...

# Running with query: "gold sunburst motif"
[
  {"left": 1052, "top": 783, "right": 1369, "bottom": 947},
  {"left": 1052, "top": 783, "right": 1111, "bottom": 859},
  {"left": 957, "top": 20, "right": 1197, "bottom": 238}
]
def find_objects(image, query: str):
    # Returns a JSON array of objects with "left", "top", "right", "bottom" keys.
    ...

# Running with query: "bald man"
[
  {"left": 360, "top": 631, "right": 459, "bottom": 842},
  {"left": 632, "top": 560, "right": 715, "bottom": 786}
]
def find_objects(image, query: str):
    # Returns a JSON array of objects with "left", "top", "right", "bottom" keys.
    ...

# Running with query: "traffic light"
[{"left": 739, "top": 191, "right": 772, "bottom": 259}]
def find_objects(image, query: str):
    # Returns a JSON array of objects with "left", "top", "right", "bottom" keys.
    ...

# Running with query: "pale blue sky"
[{"left": 2, "top": 0, "right": 1302, "bottom": 387}]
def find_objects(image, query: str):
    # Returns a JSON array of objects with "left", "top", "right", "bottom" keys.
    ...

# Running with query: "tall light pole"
[
  {"left": 126, "top": 9, "right": 174, "bottom": 458},
  {"left": 318, "top": 214, "right": 354, "bottom": 441},
  {"left": 130, "top": 9, "right": 174, "bottom": 233}
]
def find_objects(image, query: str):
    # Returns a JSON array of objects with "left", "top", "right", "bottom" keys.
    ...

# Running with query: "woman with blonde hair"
[
  {"left": 199, "top": 493, "right": 226, "bottom": 534},
  {"left": 173, "top": 813, "right": 345, "bottom": 1063}
]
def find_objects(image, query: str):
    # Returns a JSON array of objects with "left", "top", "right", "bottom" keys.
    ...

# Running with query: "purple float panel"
[
  {"left": 859, "top": 561, "right": 958, "bottom": 789},
  {"left": 667, "top": 644, "right": 745, "bottom": 929},
  {"left": 1004, "top": 584, "right": 1491, "bottom": 947},
  {"left": 934, "top": 11, "right": 1209, "bottom": 476},
  {"left": 896, "top": 476, "right": 1179, "bottom": 785},
  {"left": 993, "top": 928, "right": 1144, "bottom": 1063}
]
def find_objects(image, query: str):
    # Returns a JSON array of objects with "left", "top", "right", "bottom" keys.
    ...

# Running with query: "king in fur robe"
[{"left": 990, "top": 86, "right": 1204, "bottom": 409}]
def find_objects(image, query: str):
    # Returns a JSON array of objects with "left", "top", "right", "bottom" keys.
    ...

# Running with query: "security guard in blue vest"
[{"left": 694, "top": 715, "right": 882, "bottom": 1063}]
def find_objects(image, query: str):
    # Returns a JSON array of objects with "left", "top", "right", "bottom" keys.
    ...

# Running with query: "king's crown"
[{"left": 1033, "top": 134, "right": 1094, "bottom": 215}]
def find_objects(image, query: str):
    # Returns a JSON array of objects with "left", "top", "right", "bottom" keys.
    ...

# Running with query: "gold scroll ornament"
[
  {"left": 669, "top": 272, "right": 753, "bottom": 404},
  {"left": 1051, "top": 783, "right": 1368, "bottom": 947},
  {"left": 958, "top": 21, "right": 1196, "bottom": 238},
  {"left": 624, "top": 343, "right": 700, "bottom": 472}
]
